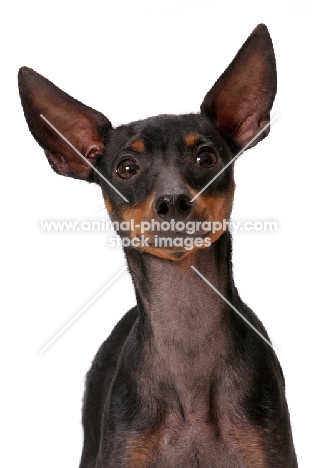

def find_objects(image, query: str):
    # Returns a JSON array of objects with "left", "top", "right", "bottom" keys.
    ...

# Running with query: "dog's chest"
[
  {"left": 121, "top": 328, "right": 255, "bottom": 466},
  {"left": 124, "top": 416, "right": 266, "bottom": 468}
]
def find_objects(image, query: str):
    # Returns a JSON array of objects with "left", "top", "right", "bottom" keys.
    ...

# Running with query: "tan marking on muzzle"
[
  {"left": 104, "top": 196, "right": 113, "bottom": 214},
  {"left": 119, "top": 192, "right": 155, "bottom": 237},
  {"left": 116, "top": 180, "right": 235, "bottom": 260},
  {"left": 189, "top": 181, "right": 235, "bottom": 244}
]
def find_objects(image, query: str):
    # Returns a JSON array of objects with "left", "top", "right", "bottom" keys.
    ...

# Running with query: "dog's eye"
[
  {"left": 116, "top": 159, "right": 140, "bottom": 179},
  {"left": 196, "top": 149, "right": 218, "bottom": 168}
]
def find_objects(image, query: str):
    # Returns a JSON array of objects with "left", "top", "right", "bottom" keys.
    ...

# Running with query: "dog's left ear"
[{"left": 201, "top": 24, "right": 277, "bottom": 149}]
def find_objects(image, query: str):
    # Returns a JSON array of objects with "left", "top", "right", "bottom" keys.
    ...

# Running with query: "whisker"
[{"left": 89, "top": 203, "right": 106, "bottom": 213}]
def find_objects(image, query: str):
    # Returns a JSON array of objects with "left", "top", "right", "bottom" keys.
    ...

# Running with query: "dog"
[{"left": 18, "top": 23, "right": 297, "bottom": 467}]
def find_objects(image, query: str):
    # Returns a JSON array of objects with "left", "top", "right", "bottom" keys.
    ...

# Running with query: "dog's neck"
[{"left": 125, "top": 231, "right": 234, "bottom": 393}]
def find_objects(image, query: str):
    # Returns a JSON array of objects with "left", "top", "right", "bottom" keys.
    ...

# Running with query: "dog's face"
[
  {"left": 18, "top": 24, "right": 276, "bottom": 260},
  {"left": 98, "top": 113, "right": 235, "bottom": 259}
]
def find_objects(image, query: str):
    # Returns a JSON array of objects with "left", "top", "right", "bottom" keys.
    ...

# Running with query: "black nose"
[{"left": 154, "top": 194, "right": 193, "bottom": 221}]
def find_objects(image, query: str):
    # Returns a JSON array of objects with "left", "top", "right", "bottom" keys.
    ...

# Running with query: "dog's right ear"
[{"left": 18, "top": 67, "right": 112, "bottom": 181}]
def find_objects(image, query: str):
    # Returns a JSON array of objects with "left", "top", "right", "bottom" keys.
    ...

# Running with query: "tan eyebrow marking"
[
  {"left": 130, "top": 139, "right": 145, "bottom": 153},
  {"left": 185, "top": 134, "right": 200, "bottom": 147}
]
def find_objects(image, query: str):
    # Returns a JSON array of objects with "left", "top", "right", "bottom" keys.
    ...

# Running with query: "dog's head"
[{"left": 18, "top": 24, "right": 276, "bottom": 260}]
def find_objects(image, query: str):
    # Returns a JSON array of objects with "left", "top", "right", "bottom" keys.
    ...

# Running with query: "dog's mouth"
[
  {"left": 113, "top": 210, "right": 230, "bottom": 259},
  {"left": 144, "top": 231, "right": 211, "bottom": 245},
  {"left": 145, "top": 230, "right": 211, "bottom": 239},
  {"left": 121, "top": 231, "right": 213, "bottom": 260}
]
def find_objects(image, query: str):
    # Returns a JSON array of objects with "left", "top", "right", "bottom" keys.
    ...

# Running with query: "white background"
[{"left": 2, "top": 1, "right": 311, "bottom": 466}]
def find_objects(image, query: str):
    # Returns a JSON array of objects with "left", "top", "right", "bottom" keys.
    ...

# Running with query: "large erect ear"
[
  {"left": 18, "top": 67, "right": 112, "bottom": 180},
  {"left": 201, "top": 24, "right": 277, "bottom": 149}
]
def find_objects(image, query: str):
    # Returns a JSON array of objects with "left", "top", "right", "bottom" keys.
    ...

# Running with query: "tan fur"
[
  {"left": 127, "top": 430, "right": 162, "bottom": 467},
  {"left": 130, "top": 139, "right": 145, "bottom": 153},
  {"left": 231, "top": 425, "right": 268, "bottom": 467},
  {"left": 189, "top": 181, "right": 235, "bottom": 244},
  {"left": 104, "top": 196, "right": 113, "bottom": 214},
  {"left": 116, "top": 181, "right": 235, "bottom": 260},
  {"left": 185, "top": 133, "right": 200, "bottom": 147}
]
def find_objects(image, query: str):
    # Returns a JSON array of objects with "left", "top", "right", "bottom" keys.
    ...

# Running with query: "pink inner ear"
[
  {"left": 201, "top": 25, "right": 276, "bottom": 149},
  {"left": 56, "top": 116, "right": 105, "bottom": 156},
  {"left": 43, "top": 118, "right": 106, "bottom": 179},
  {"left": 18, "top": 67, "right": 112, "bottom": 181},
  {"left": 39, "top": 113, "right": 106, "bottom": 179},
  {"left": 213, "top": 53, "right": 270, "bottom": 140}
]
